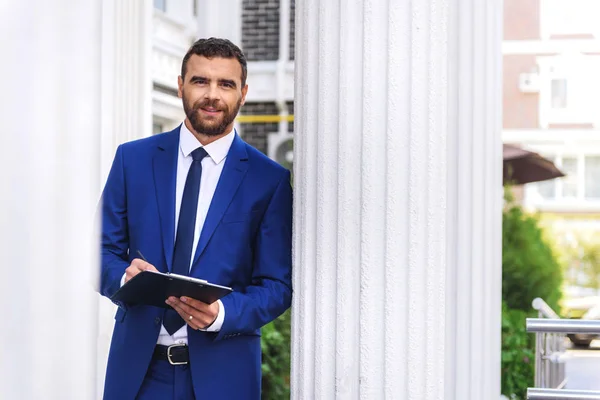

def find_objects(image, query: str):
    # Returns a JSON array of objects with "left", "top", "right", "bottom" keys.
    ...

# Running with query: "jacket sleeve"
[
  {"left": 215, "top": 169, "right": 293, "bottom": 339},
  {"left": 98, "top": 145, "right": 130, "bottom": 302}
]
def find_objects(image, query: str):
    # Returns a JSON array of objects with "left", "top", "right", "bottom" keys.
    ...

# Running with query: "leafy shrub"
[
  {"left": 501, "top": 301, "right": 535, "bottom": 399},
  {"left": 261, "top": 309, "right": 291, "bottom": 399},
  {"left": 502, "top": 197, "right": 563, "bottom": 312},
  {"left": 501, "top": 190, "right": 563, "bottom": 398}
]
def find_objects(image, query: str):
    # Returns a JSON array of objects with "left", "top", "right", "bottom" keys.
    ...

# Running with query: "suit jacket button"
[{"left": 155, "top": 317, "right": 161, "bottom": 325}]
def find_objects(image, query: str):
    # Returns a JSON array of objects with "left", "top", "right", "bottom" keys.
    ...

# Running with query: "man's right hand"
[{"left": 124, "top": 258, "right": 158, "bottom": 284}]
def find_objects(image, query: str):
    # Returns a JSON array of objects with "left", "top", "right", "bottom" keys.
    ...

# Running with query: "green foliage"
[
  {"left": 261, "top": 309, "right": 291, "bottom": 400},
  {"left": 502, "top": 197, "right": 563, "bottom": 312},
  {"left": 501, "top": 301, "right": 535, "bottom": 399},
  {"left": 501, "top": 189, "right": 563, "bottom": 399}
]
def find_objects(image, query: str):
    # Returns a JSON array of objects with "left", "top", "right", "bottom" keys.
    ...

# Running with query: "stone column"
[
  {"left": 100, "top": 0, "right": 153, "bottom": 179},
  {"left": 291, "top": 0, "right": 503, "bottom": 399},
  {"left": 96, "top": 1, "right": 153, "bottom": 396},
  {"left": 0, "top": 2, "right": 102, "bottom": 399},
  {"left": 445, "top": 1, "right": 504, "bottom": 399}
]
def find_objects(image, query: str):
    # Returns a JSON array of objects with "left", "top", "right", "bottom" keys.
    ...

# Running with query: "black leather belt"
[{"left": 153, "top": 344, "right": 190, "bottom": 365}]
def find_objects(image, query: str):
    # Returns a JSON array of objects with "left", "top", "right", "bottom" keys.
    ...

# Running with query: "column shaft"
[
  {"left": 0, "top": 1, "right": 102, "bottom": 398},
  {"left": 292, "top": 1, "right": 503, "bottom": 399}
]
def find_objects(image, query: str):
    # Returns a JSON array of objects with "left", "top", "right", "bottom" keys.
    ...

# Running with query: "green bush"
[
  {"left": 261, "top": 309, "right": 291, "bottom": 399},
  {"left": 502, "top": 197, "right": 563, "bottom": 312},
  {"left": 501, "top": 301, "right": 535, "bottom": 399},
  {"left": 501, "top": 190, "right": 563, "bottom": 399}
]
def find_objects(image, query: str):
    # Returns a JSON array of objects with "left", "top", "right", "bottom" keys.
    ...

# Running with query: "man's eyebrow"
[
  {"left": 189, "top": 75, "right": 206, "bottom": 81},
  {"left": 218, "top": 78, "right": 237, "bottom": 87}
]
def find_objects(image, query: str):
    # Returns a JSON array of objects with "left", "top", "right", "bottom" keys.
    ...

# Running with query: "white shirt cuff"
[
  {"left": 202, "top": 299, "right": 225, "bottom": 332},
  {"left": 120, "top": 273, "right": 126, "bottom": 287}
]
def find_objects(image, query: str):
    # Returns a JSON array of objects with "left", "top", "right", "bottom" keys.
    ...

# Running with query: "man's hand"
[
  {"left": 166, "top": 296, "right": 219, "bottom": 330},
  {"left": 124, "top": 258, "right": 158, "bottom": 283}
]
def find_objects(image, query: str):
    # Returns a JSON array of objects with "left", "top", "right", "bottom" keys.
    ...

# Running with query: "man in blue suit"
[{"left": 99, "top": 38, "right": 292, "bottom": 399}]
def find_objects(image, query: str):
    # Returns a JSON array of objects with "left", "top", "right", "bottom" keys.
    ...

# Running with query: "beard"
[{"left": 182, "top": 92, "right": 242, "bottom": 137}]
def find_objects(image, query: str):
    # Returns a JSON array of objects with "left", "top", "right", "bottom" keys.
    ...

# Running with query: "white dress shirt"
[{"left": 122, "top": 122, "right": 234, "bottom": 346}]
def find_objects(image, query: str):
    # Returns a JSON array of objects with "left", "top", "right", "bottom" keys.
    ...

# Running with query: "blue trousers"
[{"left": 136, "top": 359, "right": 195, "bottom": 400}]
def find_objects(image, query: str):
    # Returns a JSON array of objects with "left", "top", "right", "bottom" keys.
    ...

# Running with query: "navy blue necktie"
[{"left": 163, "top": 147, "right": 208, "bottom": 335}]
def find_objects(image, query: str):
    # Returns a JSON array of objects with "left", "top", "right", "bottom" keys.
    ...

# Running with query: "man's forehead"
[{"left": 186, "top": 55, "right": 242, "bottom": 79}]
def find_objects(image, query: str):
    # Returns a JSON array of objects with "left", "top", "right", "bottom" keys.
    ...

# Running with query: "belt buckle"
[{"left": 166, "top": 343, "right": 188, "bottom": 366}]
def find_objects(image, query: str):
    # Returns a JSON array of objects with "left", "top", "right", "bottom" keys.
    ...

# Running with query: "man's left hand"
[{"left": 166, "top": 296, "right": 219, "bottom": 330}]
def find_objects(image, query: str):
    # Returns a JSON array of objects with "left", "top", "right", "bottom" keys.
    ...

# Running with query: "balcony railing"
[{"left": 526, "top": 298, "right": 600, "bottom": 399}]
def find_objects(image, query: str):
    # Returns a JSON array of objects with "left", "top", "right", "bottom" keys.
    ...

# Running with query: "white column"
[
  {"left": 100, "top": 0, "right": 153, "bottom": 179},
  {"left": 0, "top": 2, "right": 101, "bottom": 399},
  {"left": 292, "top": 0, "right": 503, "bottom": 399},
  {"left": 97, "top": 1, "right": 153, "bottom": 397},
  {"left": 196, "top": 0, "right": 242, "bottom": 45},
  {"left": 446, "top": 1, "right": 503, "bottom": 399}
]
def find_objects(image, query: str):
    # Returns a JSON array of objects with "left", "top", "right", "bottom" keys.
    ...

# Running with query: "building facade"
[
  {"left": 503, "top": 0, "right": 600, "bottom": 298},
  {"left": 503, "top": 0, "right": 600, "bottom": 215}
]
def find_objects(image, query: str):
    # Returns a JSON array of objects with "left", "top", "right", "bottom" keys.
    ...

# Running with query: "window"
[
  {"left": 527, "top": 151, "right": 600, "bottom": 209},
  {"left": 154, "top": 0, "right": 166, "bottom": 12},
  {"left": 585, "top": 156, "right": 600, "bottom": 199},
  {"left": 551, "top": 79, "right": 567, "bottom": 109},
  {"left": 538, "top": 55, "right": 600, "bottom": 126},
  {"left": 561, "top": 157, "right": 578, "bottom": 198},
  {"left": 536, "top": 178, "right": 556, "bottom": 200}
]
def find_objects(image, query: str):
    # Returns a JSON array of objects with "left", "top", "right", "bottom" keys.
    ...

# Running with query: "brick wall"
[
  {"left": 242, "top": 0, "right": 280, "bottom": 61},
  {"left": 289, "top": 0, "right": 295, "bottom": 60},
  {"left": 287, "top": 100, "right": 293, "bottom": 132},
  {"left": 241, "top": 0, "right": 295, "bottom": 157},
  {"left": 239, "top": 102, "right": 278, "bottom": 154},
  {"left": 241, "top": 0, "right": 295, "bottom": 61},
  {"left": 239, "top": 101, "right": 294, "bottom": 155}
]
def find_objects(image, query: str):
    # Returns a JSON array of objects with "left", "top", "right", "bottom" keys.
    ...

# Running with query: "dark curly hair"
[{"left": 181, "top": 37, "right": 247, "bottom": 87}]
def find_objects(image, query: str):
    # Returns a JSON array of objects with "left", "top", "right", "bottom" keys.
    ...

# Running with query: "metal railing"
[
  {"left": 530, "top": 298, "right": 568, "bottom": 390},
  {"left": 526, "top": 298, "right": 600, "bottom": 399},
  {"left": 527, "top": 319, "right": 600, "bottom": 334},
  {"left": 527, "top": 388, "right": 600, "bottom": 400}
]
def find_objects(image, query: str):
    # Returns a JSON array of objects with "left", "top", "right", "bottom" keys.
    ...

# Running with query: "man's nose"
[{"left": 205, "top": 83, "right": 221, "bottom": 100}]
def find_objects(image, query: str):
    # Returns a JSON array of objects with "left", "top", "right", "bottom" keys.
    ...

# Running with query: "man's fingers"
[
  {"left": 140, "top": 262, "right": 158, "bottom": 272},
  {"left": 130, "top": 258, "right": 156, "bottom": 271},
  {"left": 125, "top": 258, "right": 157, "bottom": 282},
  {"left": 166, "top": 297, "right": 214, "bottom": 329},
  {"left": 178, "top": 296, "right": 211, "bottom": 312}
]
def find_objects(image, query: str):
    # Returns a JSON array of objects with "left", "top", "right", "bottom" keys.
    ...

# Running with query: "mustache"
[{"left": 194, "top": 99, "right": 224, "bottom": 111}]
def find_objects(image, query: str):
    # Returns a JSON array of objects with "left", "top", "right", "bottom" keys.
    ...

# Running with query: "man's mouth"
[{"left": 199, "top": 106, "right": 221, "bottom": 116}]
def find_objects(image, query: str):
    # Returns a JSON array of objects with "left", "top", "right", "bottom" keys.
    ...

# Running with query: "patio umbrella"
[{"left": 503, "top": 144, "right": 565, "bottom": 185}]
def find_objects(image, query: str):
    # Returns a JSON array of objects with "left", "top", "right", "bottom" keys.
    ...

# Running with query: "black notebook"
[{"left": 110, "top": 270, "right": 233, "bottom": 308}]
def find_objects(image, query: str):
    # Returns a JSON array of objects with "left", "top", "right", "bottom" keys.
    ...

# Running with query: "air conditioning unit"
[
  {"left": 519, "top": 72, "right": 541, "bottom": 93},
  {"left": 267, "top": 132, "right": 294, "bottom": 170}
]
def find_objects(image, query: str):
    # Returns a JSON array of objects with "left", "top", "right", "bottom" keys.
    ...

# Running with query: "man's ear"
[
  {"left": 177, "top": 76, "right": 183, "bottom": 98},
  {"left": 240, "top": 84, "right": 248, "bottom": 106}
]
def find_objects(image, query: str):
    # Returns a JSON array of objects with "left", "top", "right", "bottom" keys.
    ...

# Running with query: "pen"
[{"left": 137, "top": 250, "right": 148, "bottom": 262}]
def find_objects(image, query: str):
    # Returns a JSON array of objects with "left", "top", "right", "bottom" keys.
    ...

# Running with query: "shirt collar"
[{"left": 179, "top": 121, "right": 235, "bottom": 165}]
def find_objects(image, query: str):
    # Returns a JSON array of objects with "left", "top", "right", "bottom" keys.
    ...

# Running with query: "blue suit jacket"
[{"left": 99, "top": 127, "right": 292, "bottom": 400}]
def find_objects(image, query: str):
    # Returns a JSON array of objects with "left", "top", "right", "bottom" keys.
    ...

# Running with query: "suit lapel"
[
  {"left": 153, "top": 128, "right": 180, "bottom": 272},
  {"left": 191, "top": 134, "right": 249, "bottom": 272}
]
